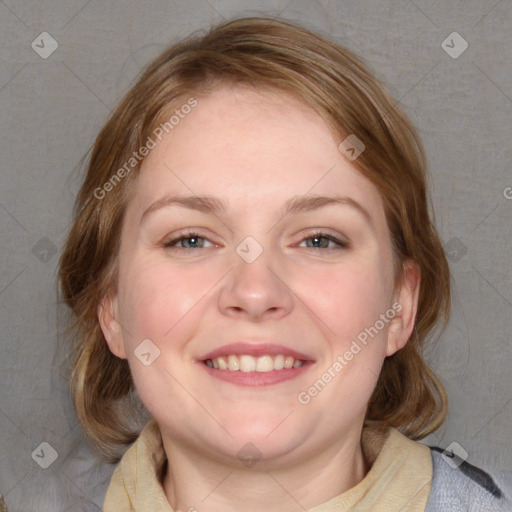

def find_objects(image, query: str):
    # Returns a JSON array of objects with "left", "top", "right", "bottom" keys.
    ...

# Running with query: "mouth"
[
  {"left": 204, "top": 354, "right": 307, "bottom": 372},
  {"left": 198, "top": 342, "right": 315, "bottom": 386}
]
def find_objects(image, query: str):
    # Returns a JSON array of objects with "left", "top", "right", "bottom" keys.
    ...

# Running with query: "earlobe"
[
  {"left": 386, "top": 260, "right": 421, "bottom": 357},
  {"left": 97, "top": 292, "right": 127, "bottom": 359}
]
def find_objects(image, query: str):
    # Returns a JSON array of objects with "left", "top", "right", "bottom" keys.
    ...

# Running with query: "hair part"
[{"left": 57, "top": 16, "right": 451, "bottom": 462}]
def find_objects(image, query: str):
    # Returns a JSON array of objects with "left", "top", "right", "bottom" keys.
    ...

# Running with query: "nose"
[{"left": 217, "top": 241, "right": 294, "bottom": 322}]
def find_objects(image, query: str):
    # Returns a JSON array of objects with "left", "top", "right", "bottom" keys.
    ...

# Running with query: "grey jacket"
[{"left": 425, "top": 447, "right": 511, "bottom": 511}]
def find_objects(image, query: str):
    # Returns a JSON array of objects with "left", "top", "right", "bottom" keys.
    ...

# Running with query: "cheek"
[
  {"left": 311, "top": 260, "right": 393, "bottom": 340},
  {"left": 117, "top": 257, "right": 207, "bottom": 344},
  {"left": 115, "top": 258, "right": 209, "bottom": 418},
  {"left": 300, "top": 264, "right": 392, "bottom": 418}
]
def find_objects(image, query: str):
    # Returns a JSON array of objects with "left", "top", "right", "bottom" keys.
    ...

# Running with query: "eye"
[
  {"left": 298, "top": 231, "right": 350, "bottom": 250},
  {"left": 162, "top": 230, "right": 350, "bottom": 253},
  {"left": 162, "top": 231, "right": 214, "bottom": 251}
]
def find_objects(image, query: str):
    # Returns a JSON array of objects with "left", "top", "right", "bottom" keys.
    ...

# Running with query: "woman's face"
[{"left": 100, "top": 84, "right": 418, "bottom": 467}]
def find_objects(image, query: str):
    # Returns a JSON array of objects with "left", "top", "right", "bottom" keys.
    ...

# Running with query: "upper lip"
[{"left": 200, "top": 342, "right": 315, "bottom": 362}]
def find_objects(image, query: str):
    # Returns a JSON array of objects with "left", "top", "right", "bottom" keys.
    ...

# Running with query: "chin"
[
  {"left": 226, "top": 419, "right": 304, "bottom": 453},
  {"left": 223, "top": 410, "right": 290, "bottom": 435}
]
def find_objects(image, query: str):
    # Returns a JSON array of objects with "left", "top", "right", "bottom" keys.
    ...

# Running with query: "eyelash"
[{"left": 162, "top": 230, "right": 350, "bottom": 253}]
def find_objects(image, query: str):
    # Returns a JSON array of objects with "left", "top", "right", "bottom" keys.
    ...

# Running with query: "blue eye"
[
  {"left": 299, "top": 232, "right": 349, "bottom": 250},
  {"left": 162, "top": 230, "right": 350, "bottom": 253},
  {"left": 163, "top": 232, "right": 210, "bottom": 250}
]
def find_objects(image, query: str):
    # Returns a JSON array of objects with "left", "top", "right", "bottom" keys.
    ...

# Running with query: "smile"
[
  {"left": 205, "top": 354, "right": 305, "bottom": 372},
  {"left": 201, "top": 355, "right": 313, "bottom": 387}
]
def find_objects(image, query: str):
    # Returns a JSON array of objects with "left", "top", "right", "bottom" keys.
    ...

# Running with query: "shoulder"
[{"left": 425, "top": 446, "right": 511, "bottom": 512}]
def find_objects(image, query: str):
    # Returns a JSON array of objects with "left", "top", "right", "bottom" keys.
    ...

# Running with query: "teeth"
[
  {"left": 205, "top": 354, "right": 305, "bottom": 372},
  {"left": 240, "top": 355, "right": 256, "bottom": 372},
  {"left": 228, "top": 355, "right": 240, "bottom": 371},
  {"left": 274, "top": 354, "right": 284, "bottom": 370},
  {"left": 256, "top": 355, "right": 273, "bottom": 372}
]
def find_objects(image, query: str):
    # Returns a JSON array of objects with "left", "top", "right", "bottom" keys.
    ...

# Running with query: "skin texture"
[{"left": 99, "top": 84, "right": 420, "bottom": 511}]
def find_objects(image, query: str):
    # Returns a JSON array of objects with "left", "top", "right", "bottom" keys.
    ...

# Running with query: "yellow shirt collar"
[{"left": 104, "top": 418, "right": 432, "bottom": 511}]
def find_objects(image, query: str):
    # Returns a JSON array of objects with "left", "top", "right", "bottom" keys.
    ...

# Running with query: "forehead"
[{"left": 127, "top": 85, "right": 386, "bottom": 226}]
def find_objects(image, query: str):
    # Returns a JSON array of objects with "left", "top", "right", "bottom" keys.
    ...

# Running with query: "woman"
[{"left": 57, "top": 17, "right": 509, "bottom": 511}]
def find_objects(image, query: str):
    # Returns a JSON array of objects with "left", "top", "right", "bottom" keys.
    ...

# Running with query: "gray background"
[{"left": 1, "top": 0, "right": 511, "bottom": 510}]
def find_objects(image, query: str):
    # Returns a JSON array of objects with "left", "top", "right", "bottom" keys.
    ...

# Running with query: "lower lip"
[{"left": 200, "top": 361, "right": 314, "bottom": 386}]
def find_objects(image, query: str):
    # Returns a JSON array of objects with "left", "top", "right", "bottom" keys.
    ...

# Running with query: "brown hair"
[{"left": 57, "top": 16, "right": 451, "bottom": 463}]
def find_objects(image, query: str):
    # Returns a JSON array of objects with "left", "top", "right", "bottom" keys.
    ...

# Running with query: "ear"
[
  {"left": 386, "top": 260, "right": 420, "bottom": 357},
  {"left": 97, "top": 291, "right": 127, "bottom": 359}
]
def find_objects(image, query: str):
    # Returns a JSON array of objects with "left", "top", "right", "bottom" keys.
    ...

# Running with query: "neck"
[{"left": 162, "top": 426, "right": 369, "bottom": 512}]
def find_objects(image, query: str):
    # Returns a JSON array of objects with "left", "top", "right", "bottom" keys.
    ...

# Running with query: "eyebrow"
[{"left": 139, "top": 194, "right": 374, "bottom": 227}]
